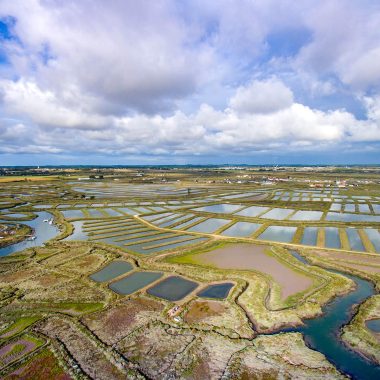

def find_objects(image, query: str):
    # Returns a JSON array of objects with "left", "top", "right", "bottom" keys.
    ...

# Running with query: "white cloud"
[
  {"left": 0, "top": 0, "right": 379, "bottom": 161},
  {"left": 2, "top": 78, "right": 379, "bottom": 157},
  {"left": 229, "top": 78, "right": 294, "bottom": 114},
  {"left": 0, "top": 0, "right": 213, "bottom": 114},
  {"left": 0, "top": 79, "right": 109, "bottom": 129}
]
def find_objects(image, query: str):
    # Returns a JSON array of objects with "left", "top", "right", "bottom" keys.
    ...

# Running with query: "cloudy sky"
[{"left": 1, "top": 0, "right": 380, "bottom": 165}]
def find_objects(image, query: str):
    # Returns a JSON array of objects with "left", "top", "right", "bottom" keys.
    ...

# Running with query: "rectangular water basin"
[
  {"left": 261, "top": 208, "right": 295, "bottom": 220},
  {"left": 62, "top": 209, "right": 84, "bottom": 219},
  {"left": 257, "top": 226, "right": 297, "bottom": 243},
  {"left": 234, "top": 206, "right": 269, "bottom": 218},
  {"left": 187, "top": 218, "right": 231, "bottom": 233},
  {"left": 344, "top": 204, "right": 356, "bottom": 212},
  {"left": 193, "top": 203, "right": 243, "bottom": 214},
  {"left": 221, "top": 222, "right": 261, "bottom": 237},
  {"left": 324, "top": 227, "right": 341, "bottom": 249},
  {"left": 172, "top": 217, "right": 204, "bottom": 230},
  {"left": 326, "top": 213, "right": 380, "bottom": 222},
  {"left": 364, "top": 229, "right": 380, "bottom": 252},
  {"left": 147, "top": 275, "right": 198, "bottom": 301},
  {"left": 289, "top": 210, "right": 323, "bottom": 221},
  {"left": 301, "top": 227, "right": 318, "bottom": 246},
  {"left": 197, "top": 283, "right": 234, "bottom": 299},
  {"left": 90, "top": 261, "right": 133, "bottom": 282},
  {"left": 109, "top": 272, "right": 163, "bottom": 295},
  {"left": 346, "top": 228, "right": 365, "bottom": 252}
]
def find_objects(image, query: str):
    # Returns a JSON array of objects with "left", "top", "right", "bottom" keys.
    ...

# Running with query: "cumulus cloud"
[
  {"left": 0, "top": 0, "right": 212, "bottom": 114},
  {"left": 0, "top": 79, "right": 109, "bottom": 129},
  {"left": 2, "top": 81, "right": 379, "bottom": 157},
  {"left": 229, "top": 78, "right": 294, "bottom": 114},
  {"left": 0, "top": 0, "right": 379, "bottom": 162}
]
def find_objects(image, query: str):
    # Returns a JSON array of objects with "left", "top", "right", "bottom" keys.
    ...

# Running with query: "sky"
[{"left": 0, "top": 0, "right": 380, "bottom": 165}]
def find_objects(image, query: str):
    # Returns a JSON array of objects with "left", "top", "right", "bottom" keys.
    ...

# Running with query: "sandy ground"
[{"left": 196, "top": 244, "right": 313, "bottom": 299}]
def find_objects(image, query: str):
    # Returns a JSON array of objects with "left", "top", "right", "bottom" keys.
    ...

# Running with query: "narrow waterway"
[
  {"left": 288, "top": 251, "right": 380, "bottom": 379},
  {"left": 0, "top": 211, "right": 59, "bottom": 257}
]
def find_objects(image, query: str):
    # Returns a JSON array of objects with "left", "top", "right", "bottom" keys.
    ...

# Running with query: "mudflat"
[{"left": 196, "top": 244, "right": 313, "bottom": 299}]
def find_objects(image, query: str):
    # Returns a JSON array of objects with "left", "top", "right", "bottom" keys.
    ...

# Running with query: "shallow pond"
[
  {"left": 235, "top": 205, "right": 269, "bottom": 217},
  {"left": 197, "top": 283, "right": 234, "bottom": 299},
  {"left": 90, "top": 261, "right": 133, "bottom": 282},
  {"left": 261, "top": 208, "right": 295, "bottom": 220},
  {"left": 61, "top": 209, "right": 84, "bottom": 219},
  {"left": 149, "top": 213, "right": 176, "bottom": 224},
  {"left": 194, "top": 203, "right": 243, "bottom": 214},
  {"left": 324, "top": 227, "right": 341, "bottom": 249},
  {"left": 33, "top": 204, "right": 51, "bottom": 209},
  {"left": 147, "top": 275, "right": 198, "bottom": 301},
  {"left": 221, "top": 222, "right": 261, "bottom": 237},
  {"left": 364, "top": 229, "right": 380, "bottom": 252},
  {"left": 366, "top": 319, "right": 380, "bottom": 333},
  {"left": 326, "top": 213, "right": 380, "bottom": 222},
  {"left": 289, "top": 210, "right": 323, "bottom": 221},
  {"left": 102, "top": 208, "right": 124, "bottom": 217},
  {"left": 257, "top": 226, "right": 296, "bottom": 243},
  {"left": 358, "top": 204, "right": 371, "bottom": 213},
  {"left": 109, "top": 272, "right": 163, "bottom": 295},
  {"left": 172, "top": 217, "right": 204, "bottom": 230},
  {"left": 87, "top": 209, "right": 104, "bottom": 218},
  {"left": 116, "top": 207, "right": 139, "bottom": 215},
  {"left": 346, "top": 228, "right": 365, "bottom": 252},
  {"left": 0, "top": 212, "right": 60, "bottom": 257},
  {"left": 133, "top": 207, "right": 153, "bottom": 214},
  {"left": 121, "top": 232, "right": 174, "bottom": 245},
  {"left": 330, "top": 203, "right": 342, "bottom": 211},
  {"left": 187, "top": 218, "right": 231, "bottom": 233},
  {"left": 158, "top": 214, "right": 190, "bottom": 227},
  {"left": 2, "top": 213, "right": 28, "bottom": 218},
  {"left": 301, "top": 227, "right": 318, "bottom": 246},
  {"left": 344, "top": 204, "right": 356, "bottom": 212},
  {"left": 125, "top": 235, "right": 206, "bottom": 254}
]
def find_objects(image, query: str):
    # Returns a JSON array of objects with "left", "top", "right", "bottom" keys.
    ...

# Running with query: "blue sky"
[{"left": 0, "top": 0, "right": 380, "bottom": 165}]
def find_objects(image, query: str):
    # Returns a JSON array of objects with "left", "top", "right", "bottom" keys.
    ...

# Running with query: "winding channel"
[
  {"left": 0, "top": 211, "right": 59, "bottom": 257},
  {"left": 0, "top": 217, "right": 379, "bottom": 379},
  {"left": 287, "top": 251, "right": 380, "bottom": 380}
]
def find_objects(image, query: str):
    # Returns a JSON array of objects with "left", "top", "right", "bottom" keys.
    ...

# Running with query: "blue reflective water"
[
  {"left": 364, "top": 229, "right": 380, "bottom": 252},
  {"left": 147, "top": 275, "right": 198, "bottom": 301},
  {"left": 61, "top": 209, "right": 84, "bottom": 219},
  {"left": 187, "top": 218, "right": 231, "bottom": 233},
  {"left": 221, "top": 222, "right": 261, "bottom": 237},
  {"left": 366, "top": 319, "right": 380, "bottom": 333},
  {"left": 194, "top": 203, "right": 243, "bottom": 214},
  {"left": 0, "top": 212, "right": 59, "bottom": 257},
  {"left": 326, "top": 213, "right": 380, "bottom": 222},
  {"left": 301, "top": 227, "right": 318, "bottom": 246},
  {"left": 261, "top": 208, "right": 295, "bottom": 220},
  {"left": 257, "top": 226, "right": 296, "bottom": 243},
  {"left": 109, "top": 272, "right": 163, "bottom": 295},
  {"left": 235, "top": 206, "right": 269, "bottom": 217},
  {"left": 346, "top": 228, "right": 365, "bottom": 252},
  {"left": 288, "top": 251, "right": 380, "bottom": 379},
  {"left": 289, "top": 210, "right": 323, "bottom": 221},
  {"left": 90, "top": 261, "right": 133, "bottom": 282},
  {"left": 324, "top": 227, "right": 341, "bottom": 249},
  {"left": 197, "top": 283, "right": 234, "bottom": 299}
]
